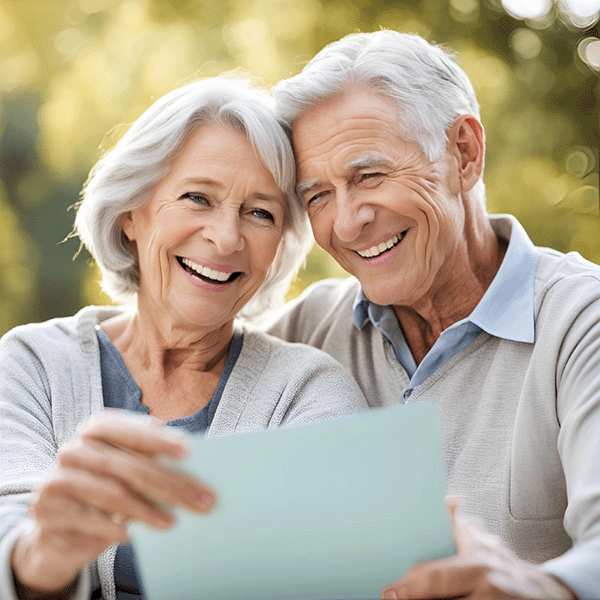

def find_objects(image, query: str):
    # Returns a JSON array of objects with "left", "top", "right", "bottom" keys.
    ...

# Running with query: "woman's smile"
[{"left": 176, "top": 256, "right": 244, "bottom": 291}]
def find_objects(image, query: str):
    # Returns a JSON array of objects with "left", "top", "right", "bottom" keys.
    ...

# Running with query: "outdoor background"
[{"left": 0, "top": 0, "right": 598, "bottom": 336}]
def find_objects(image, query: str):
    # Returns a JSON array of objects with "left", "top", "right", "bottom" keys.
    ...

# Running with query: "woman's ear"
[
  {"left": 447, "top": 115, "right": 485, "bottom": 192},
  {"left": 121, "top": 211, "right": 135, "bottom": 242}
]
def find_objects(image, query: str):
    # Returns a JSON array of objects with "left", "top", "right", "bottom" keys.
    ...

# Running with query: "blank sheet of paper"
[{"left": 131, "top": 402, "right": 454, "bottom": 600}]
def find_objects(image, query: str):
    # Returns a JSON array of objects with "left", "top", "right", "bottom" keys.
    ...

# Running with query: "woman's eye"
[
  {"left": 182, "top": 192, "right": 209, "bottom": 205},
  {"left": 250, "top": 208, "right": 274, "bottom": 222}
]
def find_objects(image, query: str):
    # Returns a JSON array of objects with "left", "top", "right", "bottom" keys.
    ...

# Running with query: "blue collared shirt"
[{"left": 352, "top": 216, "right": 537, "bottom": 402}]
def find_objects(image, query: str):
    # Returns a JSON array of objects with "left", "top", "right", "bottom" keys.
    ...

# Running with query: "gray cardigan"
[
  {"left": 266, "top": 215, "right": 600, "bottom": 600},
  {"left": 0, "top": 306, "right": 368, "bottom": 600}
]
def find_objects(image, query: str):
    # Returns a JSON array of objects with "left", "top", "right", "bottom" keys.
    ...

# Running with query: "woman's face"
[{"left": 122, "top": 123, "right": 286, "bottom": 331}]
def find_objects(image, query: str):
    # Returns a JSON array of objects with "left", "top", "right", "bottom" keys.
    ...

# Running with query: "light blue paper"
[{"left": 130, "top": 402, "right": 454, "bottom": 600}]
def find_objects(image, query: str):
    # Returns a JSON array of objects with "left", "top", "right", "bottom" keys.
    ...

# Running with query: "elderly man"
[{"left": 268, "top": 31, "right": 600, "bottom": 599}]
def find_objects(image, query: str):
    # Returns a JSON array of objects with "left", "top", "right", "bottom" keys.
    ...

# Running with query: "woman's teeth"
[
  {"left": 357, "top": 232, "right": 405, "bottom": 258},
  {"left": 179, "top": 257, "right": 235, "bottom": 282}
]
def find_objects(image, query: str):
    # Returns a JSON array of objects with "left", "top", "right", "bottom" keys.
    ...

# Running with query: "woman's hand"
[{"left": 11, "top": 409, "right": 216, "bottom": 596}]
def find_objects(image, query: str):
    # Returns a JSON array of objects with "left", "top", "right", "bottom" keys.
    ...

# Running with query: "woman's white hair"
[
  {"left": 274, "top": 30, "right": 486, "bottom": 204},
  {"left": 75, "top": 75, "right": 312, "bottom": 321}
]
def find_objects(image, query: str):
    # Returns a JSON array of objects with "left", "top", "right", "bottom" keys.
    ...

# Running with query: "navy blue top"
[{"left": 94, "top": 327, "right": 243, "bottom": 600}]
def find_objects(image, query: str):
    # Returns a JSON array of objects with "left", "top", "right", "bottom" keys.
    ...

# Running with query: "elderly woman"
[{"left": 0, "top": 76, "right": 367, "bottom": 600}]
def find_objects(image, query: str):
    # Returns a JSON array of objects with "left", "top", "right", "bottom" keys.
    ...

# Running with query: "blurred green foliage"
[{"left": 0, "top": 0, "right": 598, "bottom": 335}]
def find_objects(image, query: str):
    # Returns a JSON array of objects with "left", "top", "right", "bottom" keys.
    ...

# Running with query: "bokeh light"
[
  {"left": 501, "top": 0, "right": 552, "bottom": 20},
  {"left": 510, "top": 28, "right": 543, "bottom": 59},
  {"left": 0, "top": 0, "right": 598, "bottom": 334},
  {"left": 578, "top": 37, "right": 600, "bottom": 70},
  {"left": 502, "top": 0, "right": 600, "bottom": 25},
  {"left": 562, "top": 0, "right": 600, "bottom": 17}
]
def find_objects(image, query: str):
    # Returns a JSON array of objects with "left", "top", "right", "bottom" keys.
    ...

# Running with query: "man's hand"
[{"left": 381, "top": 498, "right": 576, "bottom": 600}]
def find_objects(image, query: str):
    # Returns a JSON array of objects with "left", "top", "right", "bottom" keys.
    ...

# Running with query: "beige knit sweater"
[{"left": 267, "top": 215, "right": 600, "bottom": 599}]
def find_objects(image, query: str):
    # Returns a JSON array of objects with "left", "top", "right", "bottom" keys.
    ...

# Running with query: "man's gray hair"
[
  {"left": 75, "top": 75, "right": 312, "bottom": 321},
  {"left": 274, "top": 30, "right": 486, "bottom": 203}
]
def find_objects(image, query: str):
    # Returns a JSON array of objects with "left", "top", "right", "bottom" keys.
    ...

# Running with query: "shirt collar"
[
  {"left": 352, "top": 214, "right": 537, "bottom": 343},
  {"left": 468, "top": 214, "right": 536, "bottom": 342},
  {"left": 352, "top": 290, "right": 371, "bottom": 329}
]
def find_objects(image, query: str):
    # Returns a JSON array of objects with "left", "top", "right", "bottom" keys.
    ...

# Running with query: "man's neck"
[{"left": 392, "top": 212, "right": 507, "bottom": 365}]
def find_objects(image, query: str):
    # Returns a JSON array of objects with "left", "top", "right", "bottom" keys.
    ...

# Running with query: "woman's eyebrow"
[
  {"left": 178, "top": 178, "right": 282, "bottom": 203},
  {"left": 179, "top": 176, "right": 222, "bottom": 188},
  {"left": 252, "top": 192, "right": 285, "bottom": 204}
]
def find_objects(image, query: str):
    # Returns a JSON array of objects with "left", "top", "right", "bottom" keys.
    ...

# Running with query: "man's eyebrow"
[
  {"left": 295, "top": 154, "right": 393, "bottom": 196},
  {"left": 296, "top": 179, "right": 320, "bottom": 196},
  {"left": 345, "top": 154, "right": 394, "bottom": 174}
]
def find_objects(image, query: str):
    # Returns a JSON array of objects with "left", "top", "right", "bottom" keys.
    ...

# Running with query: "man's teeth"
[
  {"left": 180, "top": 258, "right": 233, "bottom": 282},
  {"left": 358, "top": 233, "right": 404, "bottom": 258}
]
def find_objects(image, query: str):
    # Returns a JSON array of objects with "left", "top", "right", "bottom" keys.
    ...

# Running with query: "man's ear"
[{"left": 447, "top": 115, "right": 485, "bottom": 192}]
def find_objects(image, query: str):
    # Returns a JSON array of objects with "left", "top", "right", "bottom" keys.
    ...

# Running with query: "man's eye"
[
  {"left": 182, "top": 192, "right": 209, "bottom": 205},
  {"left": 307, "top": 191, "right": 327, "bottom": 205},
  {"left": 251, "top": 208, "right": 274, "bottom": 222},
  {"left": 360, "top": 172, "right": 383, "bottom": 182}
]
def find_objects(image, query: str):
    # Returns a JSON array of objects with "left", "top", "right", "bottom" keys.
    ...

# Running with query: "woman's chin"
[
  {"left": 136, "top": 297, "right": 237, "bottom": 334},
  {"left": 176, "top": 308, "right": 236, "bottom": 332}
]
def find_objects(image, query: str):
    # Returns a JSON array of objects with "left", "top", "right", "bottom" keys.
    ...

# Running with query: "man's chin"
[{"left": 360, "top": 280, "right": 422, "bottom": 310}]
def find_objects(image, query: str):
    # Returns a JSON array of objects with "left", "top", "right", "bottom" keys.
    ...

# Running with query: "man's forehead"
[
  {"left": 293, "top": 104, "right": 400, "bottom": 155},
  {"left": 292, "top": 86, "right": 398, "bottom": 139}
]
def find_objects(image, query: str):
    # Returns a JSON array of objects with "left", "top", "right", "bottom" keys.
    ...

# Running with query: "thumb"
[{"left": 444, "top": 495, "right": 463, "bottom": 552}]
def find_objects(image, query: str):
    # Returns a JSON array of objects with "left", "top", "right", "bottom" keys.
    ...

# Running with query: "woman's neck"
[
  {"left": 102, "top": 304, "right": 233, "bottom": 367},
  {"left": 99, "top": 308, "right": 235, "bottom": 420}
]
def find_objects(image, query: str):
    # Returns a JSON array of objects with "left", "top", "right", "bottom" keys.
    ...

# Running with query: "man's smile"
[{"left": 357, "top": 231, "right": 406, "bottom": 258}]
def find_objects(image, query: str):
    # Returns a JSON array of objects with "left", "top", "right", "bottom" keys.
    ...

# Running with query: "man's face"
[{"left": 292, "top": 86, "right": 466, "bottom": 309}]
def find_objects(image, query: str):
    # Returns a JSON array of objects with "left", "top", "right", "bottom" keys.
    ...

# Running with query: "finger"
[
  {"left": 34, "top": 494, "right": 129, "bottom": 545},
  {"left": 381, "top": 558, "right": 488, "bottom": 599},
  {"left": 36, "top": 467, "right": 175, "bottom": 530},
  {"left": 58, "top": 440, "right": 216, "bottom": 514},
  {"left": 471, "top": 578, "right": 521, "bottom": 600},
  {"left": 443, "top": 494, "right": 468, "bottom": 554},
  {"left": 78, "top": 410, "right": 191, "bottom": 458},
  {"left": 45, "top": 528, "right": 120, "bottom": 554},
  {"left": 444, "top": 495, "right": 462, "bottom": 521},
  {"left": 443, "top": 495, "right": 496, "bottom": 556}
]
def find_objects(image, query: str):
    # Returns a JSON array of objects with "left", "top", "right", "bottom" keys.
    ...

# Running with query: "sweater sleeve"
[
  {"left": 540, "top": 277, "right": 600, "bottom": 600},
  {"left": 0, "top": 328, "right": 93, "bottom": 600}
]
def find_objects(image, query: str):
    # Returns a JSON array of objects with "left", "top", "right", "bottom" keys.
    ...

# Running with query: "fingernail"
[
  {"left": 164, "top": 431, "right": 192, "bottom": 456},
  {"left": 194, "top": 493, "right": 215, "bottom": 512},
  {"left": 154, "top": 513, "right": 174, "bottom": 529},
  {"left": 164, "top": 426, "right": 190, "bottom": 442},
  {"left": 382, "top": 590, "right": 398, "bottom": 600},
  {"left": 168, "top": 443, "right": 191, "bottom": 458}
]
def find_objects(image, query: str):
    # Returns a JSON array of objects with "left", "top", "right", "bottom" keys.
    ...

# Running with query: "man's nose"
[{"left": 332, "top": 191, "right": 375, "bottom": 243}]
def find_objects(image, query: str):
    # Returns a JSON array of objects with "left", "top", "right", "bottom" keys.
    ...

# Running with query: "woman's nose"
[{"left": 204, "top": 212, "right": 245, "bottom": 255}]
